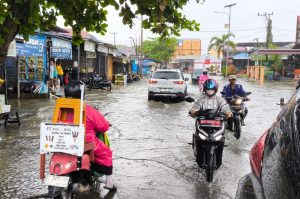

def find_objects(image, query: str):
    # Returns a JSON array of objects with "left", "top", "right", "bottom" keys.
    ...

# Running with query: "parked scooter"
[
  {"left": 186, "top": 97, "right": 226, "bottom": 182},
  {"left": 40, "top": 85, "right": 111, "bottom": 198},
  {"left": 127, "top": 72, "right": 141, "bottom": 83},
  {"left": 82, "top": 73, "right": 112, "bottom": 91},
  {"left": 221, "top": 91, "right": 251, "bottom": 140}
]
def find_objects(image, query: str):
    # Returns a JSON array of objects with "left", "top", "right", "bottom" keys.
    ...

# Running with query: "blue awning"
[{"left": 233, "top": 53, "right": 250, "bottom": 60}]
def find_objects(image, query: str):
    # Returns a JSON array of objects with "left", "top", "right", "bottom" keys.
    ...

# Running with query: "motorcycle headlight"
[
  {"left": 235, "top": 98, "right": 243, "bottom": 105},
  {"left": 199, "top": 133, "right": 208, "bottom": 140},
  {"left": 214, "top": 135, "right": 223, "bottom": 141}
]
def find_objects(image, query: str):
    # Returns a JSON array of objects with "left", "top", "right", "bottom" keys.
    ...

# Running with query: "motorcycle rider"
[
  {"left": 64, "top": 82, "right": 117, "bottom": 192},
  {"left": 221, "top": 75, "right": 249, "bottom": 126},
  {"left": 198, "top": 69, "right": 209, "bottom": 91},
  {"left": 190, "top": 79, "right": 232, "bottom": 168}
]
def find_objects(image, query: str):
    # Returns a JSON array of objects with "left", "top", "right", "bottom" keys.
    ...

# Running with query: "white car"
[{"left": 148, "top": 69, "right": 189, "bottom": 101}]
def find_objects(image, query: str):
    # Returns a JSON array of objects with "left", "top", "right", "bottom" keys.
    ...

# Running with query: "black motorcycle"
[
  {"left": 221, "top": 92, "right": 251, "bottom": 140},
  {"left": 82, "top": 74, "right": 112, "bottom": 91},
  {"left": 127, "top": 73, "right": 141, "bottom": 83},
  {"left": 186, "top": 97, "right": 226, "bottom": 182}
]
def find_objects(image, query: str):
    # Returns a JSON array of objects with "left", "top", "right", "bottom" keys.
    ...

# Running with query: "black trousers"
[{"left": 91, "top": 162, "right": 113, "bottom": 175}]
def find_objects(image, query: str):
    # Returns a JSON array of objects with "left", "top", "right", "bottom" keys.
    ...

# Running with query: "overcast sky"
[{"left": 57, "top": 0, "right": 300, "bottom": 52}]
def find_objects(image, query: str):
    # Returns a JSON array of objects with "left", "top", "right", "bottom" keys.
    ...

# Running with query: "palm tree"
[{"left": 208, "top": 33, "right": 236, "bottom": 59}]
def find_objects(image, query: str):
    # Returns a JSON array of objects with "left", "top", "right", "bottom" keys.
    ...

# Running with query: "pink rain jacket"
[
  {"left": 85, "top": 104, "right": 112, "bottom": 167},
  {"left": 198, "top": 75, "right": 209, "bottom": 86}
]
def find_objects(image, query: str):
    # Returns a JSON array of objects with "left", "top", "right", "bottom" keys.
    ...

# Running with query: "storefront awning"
[{"left": 251, "top": 49, "right": 300, "bottom": 55}]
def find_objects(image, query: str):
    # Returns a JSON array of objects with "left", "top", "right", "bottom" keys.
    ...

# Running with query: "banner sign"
[
  {"left": 40, "top": 123, "right": 85, "bottom": 156},
  {"left": 7, "top": 40, "right": 17, "bottom": 57},
  {"left": 86, "top": 51, "right": 96, "bottom": 59},
  {"left": 97, "top": 45, "right": 109, "bottom": 53},
  {"left": 84, "top": 41, "right": 96, "bottom": 52},
  {"left": 51, "top": 38, "right": 72, "bottom": 59},
  {"left": 52, "top": 38, "right": 72, "bottom": 49},
  {"left": 296, "top": 16, "right": 300, "bottom": 44},
  {"left": 50, "top": 47, "right": 72, "bottom": 59},
  {"left": 16, "top": 35, "right": 46, "bottom": 57},
  {"left": 204, "top": 59, "right": 210, "bottom": 64}
]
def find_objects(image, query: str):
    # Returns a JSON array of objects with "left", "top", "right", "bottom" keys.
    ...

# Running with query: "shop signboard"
[
  {"left": 97, "top": 45, "right": 109, "bottom": 53},
  {"left": 50, "top": 47, "right": 72, "bottom": 59},
  {"left": 51, "top": 38, "right": 72, "bottom": 59},
  {"left": 86, "top": 52, "right": 96, "bottom": 59},
  {"left": 84, "top": 41, "right": 96, "bottom": 52},
  {"left": 40, "top": 123, "right": 85, "bottom": 156},
  {"left": 16, "top": 35, "right": 46, "bottom": 57},
  {"left": 7, "top": 40, "right": 16, "bottom": 57},
  {"left": 296, "top": 16, "right": 300, "bottom": 44}
]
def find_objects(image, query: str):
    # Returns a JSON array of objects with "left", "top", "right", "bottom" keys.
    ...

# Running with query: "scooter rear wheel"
[{"left": 54, "top": 189, "right": 74, "bottom": 199}]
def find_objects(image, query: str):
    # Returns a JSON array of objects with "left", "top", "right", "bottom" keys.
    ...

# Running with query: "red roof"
[{"left": 63, "top": 29, "right": 101, "bottom": 42}]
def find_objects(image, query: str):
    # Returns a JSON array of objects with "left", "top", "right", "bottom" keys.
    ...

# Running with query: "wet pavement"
[{"left": 0, "top": 76, "right": 296, "bottom": 199}]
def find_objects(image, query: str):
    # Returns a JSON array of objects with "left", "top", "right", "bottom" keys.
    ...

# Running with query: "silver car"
[{"left": 148, "top": 69, "right": 189, "bottom": 101}]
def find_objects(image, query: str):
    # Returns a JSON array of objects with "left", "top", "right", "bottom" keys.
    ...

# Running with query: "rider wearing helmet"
[
  {"left": 64, "top": 81, "right": 117, "bottom": 192},
  {"left": 198, "top": 69, "right": 209, "bottom": 90},
  {"left": 189, "top": 79, "right": 232, "bottom": 168},
  {"left": 190, "top": 79, "right": 232, "bottom": 118}
]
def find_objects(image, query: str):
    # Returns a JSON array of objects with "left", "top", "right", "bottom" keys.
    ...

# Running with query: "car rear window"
[
  {"left": 152, "top": 71, "right": 180, "bottom": 79},
  {"left": 193, "top": 69, "right": 202, "bottom": 76}
]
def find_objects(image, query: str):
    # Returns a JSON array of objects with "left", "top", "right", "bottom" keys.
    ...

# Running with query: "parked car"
[
  {"left": 148, "top": 69, "right": 189, "bottom": 101},
  {"left": 191, "top": 69, "right": 203, "bottom": 84},
  {"left": 235, "top": 84, "right": 300, "bottom": 199}
]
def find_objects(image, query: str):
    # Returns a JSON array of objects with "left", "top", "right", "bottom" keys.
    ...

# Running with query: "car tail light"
[
  {"left": 173, "top": 80, "right": 184, "bottom": 84},
  {"left": 149, "top": 80, "right": 158, "bottom": 84},
  {"left": 249, "top": 129, "right": 269, "bottom": 178}
]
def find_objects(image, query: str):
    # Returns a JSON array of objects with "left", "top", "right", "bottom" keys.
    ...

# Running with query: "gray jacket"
[{"left": 190, "top": 93, "right": 231, "bottom": 115}]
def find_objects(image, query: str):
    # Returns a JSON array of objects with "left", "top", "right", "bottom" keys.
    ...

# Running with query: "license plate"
[
  {"left": 160, "top": 88, "right": 171, "bottom": 92},
  {"left": 44, "top": 175, "right": 70, "bottom": 188},
  {"left": 200, "top": 120, "right": 221, "bottom": 127}
]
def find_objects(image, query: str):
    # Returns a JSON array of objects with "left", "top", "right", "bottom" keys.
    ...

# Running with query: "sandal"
[{"left": 104, "top": 185, "right": 117, "bottom": 192}]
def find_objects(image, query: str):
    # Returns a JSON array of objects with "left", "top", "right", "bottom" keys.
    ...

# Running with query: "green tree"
[
  {"left": 0, "top": 0, "right": 202, "bottom": 67},
  {"left": 143, "top": 37, "right": 178, "bottom": 63},
  {"left": 207, "top": 33, "right": 236, "bottom": 59}
]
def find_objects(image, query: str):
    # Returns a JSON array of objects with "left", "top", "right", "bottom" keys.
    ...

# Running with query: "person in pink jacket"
[
  {"left": 64, "top": 82, "right": 116, "bottom": 192},
  {"left": 198, "top": 70, "right": 209, "bottom": 91}
]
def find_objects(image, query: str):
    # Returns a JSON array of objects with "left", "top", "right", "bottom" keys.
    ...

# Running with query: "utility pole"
[
  {"left": 254, "top": 38, "right": 259, "bottom": 65},
  {"left": 224, "top": 3, "right": 237, "bottom": 78},
  {"left": 110, "top": 32, "right": 117, "bottom": 47},
  {"left": 129, "top": 37, "right": 137, "bottom": 57},
  {"left": 140, "top": 15, "right": 143, "bottom": 58},
  {"left": 258, "top": 12, "right": 273, "bottom": 61}
]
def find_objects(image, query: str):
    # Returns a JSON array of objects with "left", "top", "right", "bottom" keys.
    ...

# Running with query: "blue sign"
[
  {"left": 50, "top": 38, "right": 72, "bottom": 59},
  {"left": 16, "top": 35, "right": 46, "bottom": 57},
  {"left": 50, "top": 47, "right": 72, "bottom": 59}
]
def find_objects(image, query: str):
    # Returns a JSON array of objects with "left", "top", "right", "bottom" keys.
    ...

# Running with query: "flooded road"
[{"left": 0, "top": 76, "right": 295, "bottom": 199}]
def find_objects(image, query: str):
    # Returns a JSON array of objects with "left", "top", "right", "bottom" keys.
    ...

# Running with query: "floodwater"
[{"left": 0, "top": 76, "right": 295, "bottom": 199}]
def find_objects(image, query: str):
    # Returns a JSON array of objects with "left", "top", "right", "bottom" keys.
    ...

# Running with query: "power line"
[
  {"left": 273, "top": 27, "right": 295, "bottom": 32},
  {"left": 274, "top": 4, "right": 300, "bottom": 13},
  {"left": 182, "top": 27, "right": 266, "bottom": 33}
]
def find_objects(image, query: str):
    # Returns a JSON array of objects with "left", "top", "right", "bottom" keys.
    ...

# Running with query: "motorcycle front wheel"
[
  {"left": 234, "top": 116, "right": 242, "bottom": 140},
  {"left": 205, "top": 152, "right": 215, "bottom": 182},
  {"left": 101, "top": 84, "right": 112, "bottom": 91}
]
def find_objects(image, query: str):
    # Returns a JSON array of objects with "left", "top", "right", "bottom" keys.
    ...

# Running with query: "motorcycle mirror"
[
  {"left": 185, "top": 97, "right": 195, "bottom": 103},
  {"left": 220, "top": 91, "right": 225, "bottom": 95}
]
